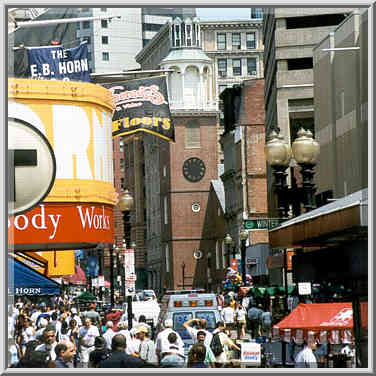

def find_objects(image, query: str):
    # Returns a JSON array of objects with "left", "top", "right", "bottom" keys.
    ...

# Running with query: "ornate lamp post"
[
  {"left": 224, "top": 233, "right": 233, "bottom": 268},
  {"left": 239, "top": 229, "right": 248, "bottom": 285},
  {"left": 264, "top": 128, "right": 320, "bottom": 217},
  {"left": 118, "top": 189, "right": 134, "bottom": 324}
]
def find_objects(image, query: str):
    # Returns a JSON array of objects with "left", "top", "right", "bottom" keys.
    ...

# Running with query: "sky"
[{"left": 196, "top": 7, "right": 251, "bottom": 21}]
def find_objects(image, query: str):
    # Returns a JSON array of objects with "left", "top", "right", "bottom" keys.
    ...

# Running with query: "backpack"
[
  {"left": 210, "top": 333, "right": 224, "bottom": 356},
  {"left": 261, "top": 312, "right": 272, "bottom": 327}
]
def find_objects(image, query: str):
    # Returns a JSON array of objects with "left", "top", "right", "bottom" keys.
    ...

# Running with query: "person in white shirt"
[
  {"left": 221, "top": 304, "right": 235, "bottom": 338},
  {"left": 102, "top": 321, "right": 115, "bottom": 350},
  {"left": 294, "top": 340, "right": 318, "bottom": 368},
  {"left": 341, "top": 342, "right": 356, "bottom": 367},
  {"left": 211, "top": 321, "right": 240, "bottom": 367},
  {"left": 66, "top": 307, "right": 82, "bottom": 327},
  {"left": 78, "top": 318, "right": 100, "bottom": 367},
  {"left": 155, "top": 319, "right": 184, "bottom": 363},
  {"left": 183, "top": 318, "right": 213, "bottom": 347},
  {"left": 35, "top": 324, "right": 58, "bottom": 361},
  {"left": 126, "top": 328, "right": 141, "bottom": 356},
  {"left": 234, "top": 302, "right": 247, "bottom": 339},
  {"left": 30, "top": 307, "right": 42, "bottom": 325}
]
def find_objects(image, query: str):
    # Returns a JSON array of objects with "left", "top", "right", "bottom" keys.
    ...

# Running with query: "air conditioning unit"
[
  {"left": 219, "top": 71, "right": 227, "bottom": 78},
  {"left": 252, "top": 71, "right": 257, "bottom": 75}
]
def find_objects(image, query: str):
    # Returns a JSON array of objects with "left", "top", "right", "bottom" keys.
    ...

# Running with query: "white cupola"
[{"left": 160, "top": 17, "right": 217, "bottom": 111}]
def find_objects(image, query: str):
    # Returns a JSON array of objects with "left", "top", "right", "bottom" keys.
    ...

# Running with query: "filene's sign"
[{"left": 105, "top": 76, "right": 175, "bottom": 142}]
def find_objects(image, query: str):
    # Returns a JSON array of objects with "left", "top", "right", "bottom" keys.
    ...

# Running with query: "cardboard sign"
[
  {"left": 298, "top": 282, "right": 312, "bottom": 295},
  {"left": 241, "top": 342, "right": 261, "bottom": 366}
]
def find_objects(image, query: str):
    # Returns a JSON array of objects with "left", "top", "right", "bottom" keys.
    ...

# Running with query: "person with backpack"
[
  {"left": 247, "top": 304, "right": 263, "bottom": 340},
  {"left": 260, "top": 309, "right": 272, "bottom": 340},
  {"left": 210, "top": 321, "right": 240, "bottom": 367}
]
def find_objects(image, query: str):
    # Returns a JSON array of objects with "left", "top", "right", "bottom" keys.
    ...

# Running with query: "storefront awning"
[
  {"left": 63, "top": 265, "right": 86, "bottom": 285},
  {"left": 269, "top": 189, "right": 368, "bottom": 248},
  {"left": 8, "top": 257, "right": 61, "bottom": 296},
  {"left": 276, "top": 302, "right": 353, "bottom": 331}
]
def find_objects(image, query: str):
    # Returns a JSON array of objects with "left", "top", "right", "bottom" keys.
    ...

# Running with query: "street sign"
[
  {"left": 8, "top": 118, "right": 56, "bottom": 216},
  {"left": 244, "top": 218, "right": 284, "bottom": 230}
]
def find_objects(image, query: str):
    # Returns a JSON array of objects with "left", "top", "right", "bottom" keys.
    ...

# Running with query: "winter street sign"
[{"left": 244, "top": 218, "right": 283, "bottom": 230}]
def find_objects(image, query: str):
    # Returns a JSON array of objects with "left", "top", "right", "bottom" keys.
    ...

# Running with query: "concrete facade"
[
  {"left": 313, "top": 10, "right": 368, "bottom": 198},
  {"left": 262, "top": 7, "right": 358, "bottom": 216}
]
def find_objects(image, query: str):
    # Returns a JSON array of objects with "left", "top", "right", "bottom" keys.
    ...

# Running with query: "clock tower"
[{"left": 156, "top": 17, "right": 219, "bottom": 290}]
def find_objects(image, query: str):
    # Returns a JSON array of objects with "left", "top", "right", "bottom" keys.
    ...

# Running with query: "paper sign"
[
  {"left": 298, "top": 282, "right": 312, "bottom": 295},
  {"left": 241, "top": 342, "right": 261, "bottom": 366}
]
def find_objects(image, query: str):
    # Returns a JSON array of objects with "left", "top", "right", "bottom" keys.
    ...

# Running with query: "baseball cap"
[
  {"left": 136, "top": 326, "right": 148, "bottom": 334},
  {"left": 71, "top": 307, "right": 77, "bottom": 314}
]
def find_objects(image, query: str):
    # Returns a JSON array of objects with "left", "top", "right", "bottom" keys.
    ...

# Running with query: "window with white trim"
[
  {"left": 164, "top": 196, "right": 168, "bottom": 224},
  {"left": 222, "top": 241, "right": 226, "bottom": 268},
  {"left": 232, "top": 33, "right": 241, "bottom": 50},
  {"left": 102, "top": 52, "right": 109, "bottom": 61},
  {"left": 218, "top": 59, "right": 227, "bottom": 77},
  {"left": 165, "top": 244, "right": 170, "bottom": 272},
  {"left": 247, "top": 58, "right": 257, "bottom": 75},
  {"left": 232, "top": 59, "right": 242, "bottom": 76},
  {"left": 217, "top": 33, "right": 226, "bottom": 50},
  {"left": 216, "top": 241, "right": 220, "bottom": 269},
  {"left": 246, "top": 32, "right": 256, "bottom": 49}
]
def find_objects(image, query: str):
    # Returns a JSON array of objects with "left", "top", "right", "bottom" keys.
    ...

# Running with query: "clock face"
[{"left": 183, "top": 157, "right": 206, "bottom": 182}]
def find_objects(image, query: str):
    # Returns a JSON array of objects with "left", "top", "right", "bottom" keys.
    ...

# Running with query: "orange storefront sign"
[{"left": 9, "top": 202, "right": 114, "bottom": 250}]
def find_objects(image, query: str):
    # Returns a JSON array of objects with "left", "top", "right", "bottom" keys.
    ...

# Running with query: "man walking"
[
  {"left": 35, "top": 324, "right": 58, "bottom": 361},
  {"left": 155, "top": 319, "right": 184, "bottom": 363},
  {"left": 78, "top": 318, "right": 100, "bottom": 367},
  {"left": 54, "top": 341, "right": 76, "bottom": 368},
  {"left": 294, "top": 340, "right": 318, "bottom": 368},
  {"left": 102, "top": 321, "right": 115, "bottom": 350},
  {"left": 247, "top": 304, "right": 263, "bottom": 340},
  {"left": 99, "top": 334, "right": 145, "bottom": 367},
  {"left": 183, "top": 318, "right": 213, "bottom": 346}
]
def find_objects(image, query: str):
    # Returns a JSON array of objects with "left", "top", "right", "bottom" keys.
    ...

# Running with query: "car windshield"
[
  {"left": 173, "top": 312, "right": 193, "bottom": 340},
  {"left": 195, "top": 311, "right": 216, "bottom": 330}
]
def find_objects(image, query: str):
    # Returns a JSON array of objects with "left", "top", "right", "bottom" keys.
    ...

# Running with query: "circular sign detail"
[
  {"left": 193, "top": 250, "right": 203, "bottom": 260},
  {"left": 192, "top": 202, "right": 201, "bottom": 212},
  {"left": 183, "top": 157, "right": 206, "bottom": 182},
  {"left": 8, "top": 118, "right": 56, "bottom": 216}
]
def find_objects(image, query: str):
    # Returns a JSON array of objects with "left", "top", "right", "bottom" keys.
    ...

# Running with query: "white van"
[{"left": 157, "top": 292, "right": 221, "bottom": 354}]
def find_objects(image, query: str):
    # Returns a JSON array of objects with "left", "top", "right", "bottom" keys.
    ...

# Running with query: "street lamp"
[
  {"left": 239, "top": 229, "right": 248, "bottom": 285},
  {"left": 224, "top": 233, "right": 233, "bottom": 268},
  {"left": 264, "top": 128, "right": 320, "bottom": 217}
]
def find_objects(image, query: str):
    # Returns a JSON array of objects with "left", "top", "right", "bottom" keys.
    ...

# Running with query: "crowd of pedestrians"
[{"left": 8, "top": 295, "right": 244, "bottom": 368}]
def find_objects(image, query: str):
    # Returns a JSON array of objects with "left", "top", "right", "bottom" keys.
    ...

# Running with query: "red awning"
[
  {"left": 276, "top": 303, "right": 353, "bottom": 331},
  {"left": 64, "top": 265, "right": 86, "bottom": 285}
]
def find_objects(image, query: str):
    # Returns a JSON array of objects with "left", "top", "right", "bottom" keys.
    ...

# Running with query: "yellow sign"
[{"left": 24, "top": 250, "right": 75, "bottom": 277}]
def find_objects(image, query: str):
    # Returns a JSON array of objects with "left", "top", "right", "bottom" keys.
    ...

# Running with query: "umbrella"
[{"left": 73, "top": 291, "right": 96, "bottom": 302}]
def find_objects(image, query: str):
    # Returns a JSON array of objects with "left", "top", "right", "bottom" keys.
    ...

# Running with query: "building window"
[
  {"left": 82, "top": 21, "right": 90, "bottom": 29},
  {"left": 164, "top": 196, "right": 168, "bottom": 225},
  {"left": 232, "top": 59, "right": 242, "bottom": 76},
  {"left": 143, "top": 23, "right": 163, "bottom": 32},
  {"left": 77, "top": 22, "right": 80, "bottom": 30},
  {"left": 163, "top": 165, "right": 167, "bottom": 177},
  {"left": 216, "top": 241, "right": 220, "bottom": 270},
  {"left": 120, "top": 177, "right": 125, "bottom": 190},
  {"left": 165, "top": 244, "right": 170, "bottom": 272},
  {"left": 175, "top": 25, "right": 180, "bottom": 47},
  {"left": 218, "top": 59, "right": 227, "bottom": 77},
  {"left": 102, "top": 52, "right": 109, "bottom": 61},
  {"left": 186, "top": 23, "right": 192, "bottom": 46},
  {"left": 102, "top": 36, "right": 108, "bottom": 44},
  {"left": 246, "top": 32, "right": 256, "bottom": 49},
  {"left": 119, "top": 139, "right": 124, "bottom": 153},
  {"left": 287, "top": 57, "right": 313, "bottom": 70},
  {"left": 232, "top": 33, "right": 241, "bottom": 50},
  {"left": 185, "top": 122, "right": 200, "bottom": 148},
  {"left": 217, "top": 33, "right": 226, "bottom": 50},
  {"left": 247, "top": 58, "right": 257, "bottom": 75},
  {"left": 101, "top": 8, "right": 107, "bottom": 12},
  {"left": 251, "top": 8, "right": 263, "bottom": 19},
  {"left": 101, "top": 19, "right": 108, "bottom": 28},
  {"left": 120, "top": 158, "right": 124, "bottom": 172}
]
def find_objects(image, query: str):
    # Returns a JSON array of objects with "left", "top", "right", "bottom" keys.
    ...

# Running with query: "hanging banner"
[
  {"left": 26, "top": 41, "right": 90, "bottom": 82},
  {"left": 87, "top": 255, "right": 99, "bottom": 277},
  {"left": 104, "top": 75, "right": 175, "bottom": 142}
]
